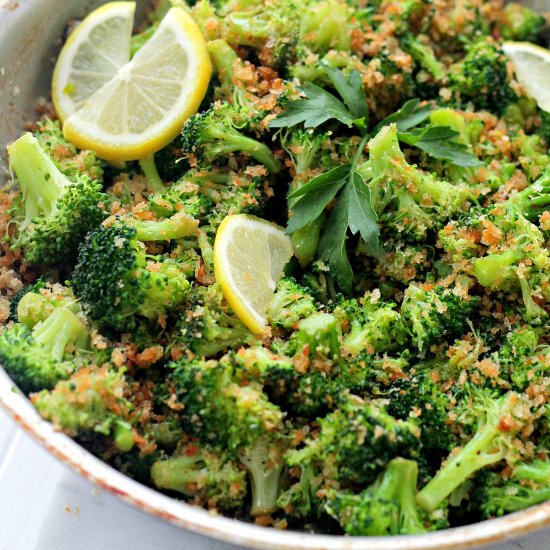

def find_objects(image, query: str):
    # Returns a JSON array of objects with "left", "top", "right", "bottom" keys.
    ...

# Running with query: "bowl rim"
[{"left": 2, "top": 366, "right": 550, "bottom": 550}]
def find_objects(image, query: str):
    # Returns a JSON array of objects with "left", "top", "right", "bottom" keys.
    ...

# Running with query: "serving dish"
[{"left": 1, "top": 1, "right": 550, "bottom": 548}]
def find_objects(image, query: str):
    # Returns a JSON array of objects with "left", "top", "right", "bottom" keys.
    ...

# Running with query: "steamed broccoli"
[
  {"left": 286, "top": 395, "right": 421, "bottom": 487},
  {"left": 368, "top": 124, "right": 469, "bottom": 240},
  {"left": 181, "top": 102, "right": 281, "bottom": 173},
  {"left": 267, "top": 277, "right": 318, "bottom": 330},
  {"left": 170, "top": 357, "right": 288, "bottom": 515},
  {"left": 7, "top": 132, "right": 111, "bottom": 265},
  {"left": 448, "top": 38, "right": 517, "bottom": 115},
  {"left": 416, "top": 389, "right": 532, "bottom": 512},
  {"left": 151, "top": 443, "right": 247, "bottom": 511},
  {"left": 481, "top": 460, "right": 550, "bottom": 517},
  {"left": 173, "top": 283, "right": 253, "bottom": 357},
  {"left": 72, "top": 216, "right": 196, "bottom": 332},
  {"left": 497, "top": 3, "right": 546, "bottom": 43},
  {"left": 32, "top": 366, "right": 135, "bottom": 452},
  {"left": 326, "top": 458, "right": 446, "bottom": 535},
  {"left": 0, "top": 295, "right": 89, "bottom": 394}
]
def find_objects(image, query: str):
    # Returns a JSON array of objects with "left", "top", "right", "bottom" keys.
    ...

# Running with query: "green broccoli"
[
  {"left": 448, "top": 38, "right": 517, "bottom": 115},
  {"left": 497, "top": 3, "right": 546, "bottom": 43},
  {"left": 267, "top": 277, "right": 318, "bottom": 330},
  {"left": 151, "top": 443, "right": 247, "bottom": 511},
  {"left": 336, "top": 291, "right": 408, "bottom": 356},
  {"left": 7, "top": 132, "right": 111, "bottom": 265},
  {"left": 325, "top": 458, "right": 446, "bottom": 535},
  {"left": 173, "top": 283, "right": 253, "bottom": 357},
  {"left": 481, "top": 460, "right": 550, "bottom": 517},
  {"left": 0, "top": 296, "right": 89, "bottom": 394},
  {"left": 72, "top": 217, "right": 195, "bottom": 332},
  {"left": 181, "top": 102, "right": 281, "bottom": 173},
  {"left": 169, "top": 357, "right": 288, "bottom": 515},
  {"left": 286, "top": 395, "right": 421, "bottom": 487},
  {"left": 368, "top": 124, "right": 469, "bottom": 240},
  {"left": 400, "top": 284, "right": 478, "bottom": 353},
  {"left": 416, "top": 390, "right": 532, "bottom": 512},
  {"left": 32, "top": 366, "right": 135, "bottom": 452}
]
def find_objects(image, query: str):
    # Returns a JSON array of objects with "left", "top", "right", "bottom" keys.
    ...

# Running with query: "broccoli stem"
[
  {"left": 128, "top": 211, "right": 199, "bottom": 241},
  {"left": 291, "top": 215, "right": 324, "bottom": 268},
  {"left": 392, "top": 458, "right": 426, "bottom": 534},
  {"left": 207, "top": 39, "right": 238, "bottom": 88},
  {"left": 32, "top": 307, "right": 88, "bottom": 361},
  {"left": 405, "top": 36, "right": 445, "bottom": 80},
  {"left": 240, "top": 439, "right": 284, "bottom": 516},
  {"left": 209, "top": 127, "right": 282, "bottom": 173},
  {"left": 7, "top": 132, "right": 69, "bottom": 230},
  {"left": 151, "top": 456, "right": 203, "bottom": 495},
  {"left": 139, "top": 154, "right": 165, "bottom": 193},
  {"left": 295, "top": 312, "right": 341, "bottom": 362},
  {"left": 474, "top": 249, "right": 523, "bottom": 289},
  {"left": 416, "top": 394, "right": 518, "bottom": 512}
]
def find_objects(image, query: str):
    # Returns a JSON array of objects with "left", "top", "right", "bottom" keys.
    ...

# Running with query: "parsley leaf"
[
  {"left": 269, "top": 68, "right": 369, "bottom": 132},
  {"left": 323, "top": 66, "right": 369, "bottom": 123},
  {"left": 398, "top": 126, "right": 483, "bottom": 167},
  {"left": 287, "top": 160, "right": 379, "bottom": 292},
  {"left": 373, "top": 98, "right": 433, "bottom": 134},
  {"left": 319, "top": 187, "right": 354, "bottom": 292},
  {"left": 286, "top": 165, "right": 351, "bottom": 233},
  {"left": 269, "top": 82, "right": 355, "bottom": 129}
]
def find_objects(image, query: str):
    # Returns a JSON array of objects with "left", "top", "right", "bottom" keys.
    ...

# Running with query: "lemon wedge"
[
  {"left": 502, "top": 41, "right": 550, "bottom": 113},
  {"left": 213, "top": 215, "right": 294, "bottom": 335},
  {"left": 63, "top": 7, "right": 212, "bottom": 162},
  {"left": 52, "top": 2, "right": 136, "bottom": 122}
]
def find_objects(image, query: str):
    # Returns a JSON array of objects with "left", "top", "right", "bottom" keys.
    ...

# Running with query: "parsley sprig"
[{"left": 270, "top": 67, "right": 481, "bottom": 291}]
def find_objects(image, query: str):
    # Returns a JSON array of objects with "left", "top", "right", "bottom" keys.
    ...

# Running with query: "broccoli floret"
[
  {"left": 173, "top": 283, "right": 253, "bottom": 357},
  {"left": 7, "top": 132, "right": 111, "bottom": 265},
  {"left": 32, "top": 366, "right": 134, "bottom": 452},
  {"left": 448, "top": 38, "right": 517, "bottom": 115},
  {"left": 0, "top": 298, "right": 89, "bottom": 394},
  {"left": 325, "top": 458, "right": 446, "bottom": 535},
  {"left": 8, "top": 278, "right": 48, "bottom": 323},
  {"left": 286, "top": 395, "right": 421, "bottom": 487},
  {"left": 181, "top": 102, "right": 281, "bottom": 173},
  {"left": 169, "top": 357, "right": 288, "bottom": 515},
  {"left": 267, "top": 277, "right": 318, "bottom": 330},
  {"left": 375, "top": 243, "right": 432, "bottom": 284},
  {"left": 277, "top": 463, "right": 321, "bottom": 519},
  {"left": 72, "top": 217, "right": 195, "bottom": 332},
  {"left": 400, "top": 284, "right": 479, "bottom": 353},
  {"left": 416, "top": 390, "right": 532, "bottom": 512},
  {"left": 336, "top": 292, "right": 408, "bottom": 356},
  {"left": 292, "top": 312, "right": 342, "bottom": 365},
  {"left": 34, "top": 119, "right": 104, "bottom": 182},
  {"left": 495, "top": 329, "right": 548, "bottom": 391},
  {"left": 368, "top": 124, "right": 469, "bottom": 240},
  {"left": 151, "top": 443, "right": 247, "bottom": 511},
  {"left": 497, "top": 3, "right": 546, "bottom": 43},
  {"left": 233, "top": 345, "right": 360, "bottom": 418},
  {"left": 385, "top": 374, "right": 454, "bottom": 470},
  {"left": 401, "top": 33, "right": 445, "bottom": 81},
  {"left": 481, "top": 460, "right": 550, "bottom": 518}
]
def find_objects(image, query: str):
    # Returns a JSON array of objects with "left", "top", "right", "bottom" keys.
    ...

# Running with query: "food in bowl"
[{"left": 0, "top": 0, "right": 549, "bottom": 538}]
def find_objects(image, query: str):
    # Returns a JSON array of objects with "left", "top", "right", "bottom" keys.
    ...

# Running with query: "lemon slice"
[
  {"left": 52, "top": 2, "right": 136, "bottom": 122},
  {"left": 502, "top": 41, "right": 550, "bottom": 113},
  {"left": 214, "top": 215, "right": 294, "bottom": 335},
  {"left": 63, "top": 7, "right": 212, "bottom": 162}
]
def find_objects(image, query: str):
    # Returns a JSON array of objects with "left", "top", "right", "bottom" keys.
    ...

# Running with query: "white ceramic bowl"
[{"left": 1, "top": 2, "right": 550, "bottom": 548}]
